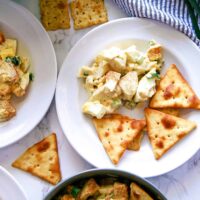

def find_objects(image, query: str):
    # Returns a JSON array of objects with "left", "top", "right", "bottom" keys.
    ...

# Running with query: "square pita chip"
[
  {"left": 70, "top": 0, "right": 108, "bottom": 30},
  {"left": 40, "top": 0, "right": 70, "bottom": 30}
]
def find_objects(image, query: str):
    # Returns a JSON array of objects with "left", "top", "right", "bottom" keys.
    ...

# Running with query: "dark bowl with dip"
[{"left": 44, "top": 168, "right": 167, "bottom": 200}]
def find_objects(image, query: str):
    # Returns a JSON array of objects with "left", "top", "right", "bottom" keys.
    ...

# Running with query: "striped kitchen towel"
[{"left": 113, "top": 0, "right": 200, "bottom": 47}]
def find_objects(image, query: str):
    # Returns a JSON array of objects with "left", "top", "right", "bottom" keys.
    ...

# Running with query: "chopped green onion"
[
  {"left": 124, "top": 100, "right": 136, "bottom": 109},
  {"left": 149, "top": 40, "right": 156, "bottom": 46},
  {"left": 71, "top": 186, "right": 80, "bottom": 198},
  {"left": 83, "top": 72, "right": 88, "bottom": 76},
  {"left": 29, "top": 73, "right": 34, "bottom": 81},
  {"left": 5, "top": 56, "right": 21, "bottom": 66},
  {"left": 147, "top": 72, "right": 160, "bottom": 79},
  {"left": 112, "top": 99, "right": 121, "bottom": 107},
  {"left": 5, "top": 57, "right": 12, "bottom": 63}
]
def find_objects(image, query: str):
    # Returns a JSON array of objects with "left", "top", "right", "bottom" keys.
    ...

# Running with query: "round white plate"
[
  {"left": 0, "top": 0, "right": 57, "bottom": 147},
  {"left": 56, "top": 18, "right": 200, "bottom": 177},
  {"left": 0, "top": 166, "right": 28, "bottom": 200}
]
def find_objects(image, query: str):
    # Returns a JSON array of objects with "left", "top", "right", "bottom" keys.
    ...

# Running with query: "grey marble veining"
[{"left": 0, "top": 1, "right": 200, "bottom": 200}]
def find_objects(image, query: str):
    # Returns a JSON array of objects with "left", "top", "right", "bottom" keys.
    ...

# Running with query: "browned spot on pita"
[
  {"left": 161, "top": 116, "right": 176, "bottom": 129},
  {"left": 177, "top": 132, "right": 186, "bottom": 139},
  {"left": 27, "top": 167, "right": 33, "bottom": 173},
  {"left": 131, "top": 120, "right": 145, "bottom": 129},
  {"left": 37, "top": 140, "right": 50, "bottom": 152},
  {"left": 105, "top": 132, "right": 109, "bottom": 137},
  {"left": 188, "top": 95, "right": 200, "bottom": 107},
  {"left": 50, "top": 158, "right": 60, "bottom": 173},
  {"left": 117, "top": 123, "right": 123, "bottom": 132},
  {"left": 163, "top": 84, "right": 174, "bottom": 100},
  {"left": 155, "top": 140, "right": 164, "bottom": 149}
]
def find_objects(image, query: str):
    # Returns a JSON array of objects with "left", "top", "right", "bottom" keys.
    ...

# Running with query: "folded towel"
[{"left": 113, "top": 0, "right": 200, "bottom": 47}]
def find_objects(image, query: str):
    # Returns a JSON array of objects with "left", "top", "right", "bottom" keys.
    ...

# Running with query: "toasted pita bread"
[
  {"left": 93, "top": 114, "right": 146, "bottom": 164},
  {"left": 157, "top": 108, "right": 180, "bottom": 117},
  {"left": 150, "top": 64, "right": 200, "bottom": 109},
  {"left": 145, "top": 108, "right": 196, "bottom": 160},
  {"left": 105, "top": 114, "right": 146, "bottom": 151},
  {"left": 12, "top": 133, "right": 61, "bottom": 185},
  {"left": 127, "top": 131, "right": 145, "bottom": 151},
  {"left": 130, "top": 182, "right": 153, "bottom": 200}
]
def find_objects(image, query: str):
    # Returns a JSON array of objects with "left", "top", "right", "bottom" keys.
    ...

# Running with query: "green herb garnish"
[
  {"left": 83, "top": 72, "right": 89, "bottom": 76},
  {"left": 149, "top": 40, "right": 156, "bottom": 46},
  {"left": 5, "top": 57, "right": 12, "bottom": 63},
  {"left": 71, "top": 186, "right": 80, "bottom": 198},
  {"left": 112, "top": 99, "right": 121, "bottom": 107},
  {"left": 5, "top": 56, "right": 21, "bottom": 66},
  {"left": 29, "top": 73, "right": 34, "bottom": 81},
  {"left": 147, "top": 72, "right": 160, "bottom": 79},
  {"left": 124, "top": 100, "right": 136, "bottom": 109}
]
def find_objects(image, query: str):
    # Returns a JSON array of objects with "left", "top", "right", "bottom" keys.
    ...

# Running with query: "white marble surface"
[{"left": 1, "top": 0, "right": 200, "bottom": 199}]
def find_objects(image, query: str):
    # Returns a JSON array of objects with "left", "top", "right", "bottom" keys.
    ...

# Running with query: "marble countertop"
[{"left": 1, "top": 1, "right": 200, "bottom": 199}]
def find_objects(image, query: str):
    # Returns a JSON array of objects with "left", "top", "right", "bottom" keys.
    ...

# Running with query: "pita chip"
[
  {"left": 145, "top": 108, "right": 196, "bottom": 160},
  {"left": 12, "top": 133, "right": 61, "bottom": 185},
  {"left": 105, "top": 114, "right": 146, "bottom": 151},
  {"left": 93, "top": 114, "right": 145, "bottom": 164},
  {"left": 150, "top": 64, "right": 200, "bottom": 109},
  {"left": 127, "top": 130, "right": 145, "bottom": 151}
]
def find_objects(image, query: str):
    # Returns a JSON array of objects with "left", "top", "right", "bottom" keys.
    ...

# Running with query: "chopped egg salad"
[
  {"left": 78, "top": 40, "right": 163, "bottom": 119},
  {"left": 0, "top": 32, "right": 32, "bottom": 122}
]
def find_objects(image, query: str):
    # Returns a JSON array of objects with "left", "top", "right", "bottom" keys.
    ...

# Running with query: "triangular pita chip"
[
  {"left": 93, "top": 114, "right": 146, "bottom": 164},
  {"left": 12, "top": 133, "right": 61, "bottom": 185},
  {"left": 145, "top": 108, "right": 196, "bottom": 160},
  {"left": 150, "top": 64, "right": 200, "bottom": 109},
  {"left": 130, "top": 182, "right": 153, "bottom": 200},
  {"left": 104, "top": 114, "right": 146, "bottom": 151}
]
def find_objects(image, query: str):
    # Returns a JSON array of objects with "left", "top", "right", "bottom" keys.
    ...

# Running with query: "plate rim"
[
  {"left": 0, "top": 166, "right": 28, "bottom": 199},
  {"left": 56, "top": 17, "right": 200, "bottom": 177},
  {"left": 0, "top": 0, "right": 57, "bottom": 148}
]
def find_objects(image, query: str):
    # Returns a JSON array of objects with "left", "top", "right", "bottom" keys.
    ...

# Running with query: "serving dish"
[
  {"left": 0, "top": 0, "right": 57, "bottom": 147},
  {"left": 0, "top": 165, "right": 28, "bottom": 200},
  {"left": 44, "top": 169, "right": 167, "bottom": 200}
]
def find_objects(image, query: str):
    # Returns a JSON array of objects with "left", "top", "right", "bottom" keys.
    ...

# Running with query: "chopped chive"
[
  {"left": 147, "top": 72, "right": 160, "bottom": 79},
  {"left": 5, "top": 56, "right": 21, "bottom": 66},
  {"left": 71, "top": 186, "right": 80, "bottom": 198},
  {"left": 29, "top": 73, "right": 34, "bottom": 81},
  {"left": 83, "top": 72, "right": 88, "bottom": 76}
]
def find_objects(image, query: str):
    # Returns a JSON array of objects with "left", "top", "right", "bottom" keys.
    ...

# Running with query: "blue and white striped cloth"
[{"left": 113, "top": 0, "right": 200, "bottom": 47}]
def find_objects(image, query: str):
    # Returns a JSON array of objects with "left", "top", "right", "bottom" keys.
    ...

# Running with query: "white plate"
[
  {"left": 0, "top": 0, "right": 57, "bottom": 147},
  {"left": 0, "top": 166, "right": 28, "bottom": 200},
  {"left": 56, "top": 18, "right": 200, "bottom": 177}
]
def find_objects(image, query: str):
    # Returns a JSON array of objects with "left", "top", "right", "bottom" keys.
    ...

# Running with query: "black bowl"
[{"left": 44, "top": 169, "right": 167, "bottom": 200}]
